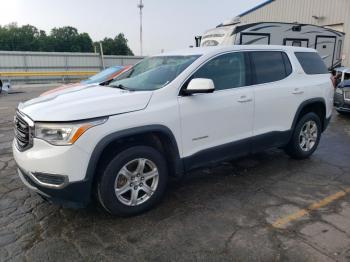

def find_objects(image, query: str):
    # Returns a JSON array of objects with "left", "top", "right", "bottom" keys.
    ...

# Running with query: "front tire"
[
  {"left": 97, "top": 146, "right": 168, "bottom": 216},
  {"left": 284, "top": 112, "right": 321, "bottom": 159}
]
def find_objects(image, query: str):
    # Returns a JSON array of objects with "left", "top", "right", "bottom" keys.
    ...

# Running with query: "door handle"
[
  {"left": 292, "top": 89, "right": 304, "bottom": 95},
  {"left": 237, "top": 95, "right": 253, "bottom": 103}
]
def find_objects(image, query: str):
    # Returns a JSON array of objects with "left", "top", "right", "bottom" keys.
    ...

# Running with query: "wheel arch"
[
  {"left": 85, "top": 125, "right": 184, "bottom": 196},
  {"left": 291, "top": 98, "right": 327, "bottom": 132}
]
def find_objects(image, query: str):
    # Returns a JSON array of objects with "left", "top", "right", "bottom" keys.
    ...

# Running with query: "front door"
[{"left": 178, "top": 52, "right": 254, "bottom": 169}]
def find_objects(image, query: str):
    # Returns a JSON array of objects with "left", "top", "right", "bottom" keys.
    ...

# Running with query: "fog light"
[{"left": 32, "top": 172, "right": 68, "bottom": 188}]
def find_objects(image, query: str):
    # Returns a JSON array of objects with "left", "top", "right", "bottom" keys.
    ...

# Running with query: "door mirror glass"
[{"left": 183, "top": 78, "right": 215, "bottom": 95}]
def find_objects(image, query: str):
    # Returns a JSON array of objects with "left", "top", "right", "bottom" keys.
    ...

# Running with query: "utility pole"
[
  {"left": 99, "top": 42, "right": 105, "bottom": 70},
  {"left": 137, "top": 0, "right": 144, "bottom": 56}
]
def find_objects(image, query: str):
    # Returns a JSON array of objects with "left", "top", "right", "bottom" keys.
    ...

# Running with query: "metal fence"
[{"left": 0, "top": 51, "right": 144, "bottom": 83}]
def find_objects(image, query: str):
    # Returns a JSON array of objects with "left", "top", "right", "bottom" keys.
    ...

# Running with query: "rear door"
[
  {"left": 249, "top": 51, "right": 304, "bottom": 151},
  {"left": 315, "top": 36, "right": 336, "bottom": 68}
]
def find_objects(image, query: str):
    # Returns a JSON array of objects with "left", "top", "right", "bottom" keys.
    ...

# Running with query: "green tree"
[
  {"left": 50, "top": 26, "right": 93, "bottom": 52},
  {"left": 100, "top": 33, "right": 134, "bottom": 55},
  {"left": 0, "top": 23, "right": 133, "bottom": 55},
  {"left": 0, "top": 23, "right": 41, "bottom": 51},
  {"left": 77, "top": 33, "right": 94, "bottom": 52}
]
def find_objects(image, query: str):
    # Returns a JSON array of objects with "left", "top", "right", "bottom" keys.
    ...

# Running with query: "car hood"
[{"left": 18, "top": 84, "right": 153, "bottom": 121}]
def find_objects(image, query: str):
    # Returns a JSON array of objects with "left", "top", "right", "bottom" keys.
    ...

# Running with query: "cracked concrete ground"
[{"left": 1, "top": 84, "right": 350, "bottom": 262}]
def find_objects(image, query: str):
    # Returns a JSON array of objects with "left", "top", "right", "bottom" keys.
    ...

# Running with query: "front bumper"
[
  {"left": 13, "top": 139, "right": 91, "bottom": 182},
  {"left": 334, "top": 91, "right": 350, "bottom": 112},
  {"left": 13, "top": 139, "right": 94, "bottom": 207},
  {"left": 17, "top": 167, "right": 91, "bottom": 208}
]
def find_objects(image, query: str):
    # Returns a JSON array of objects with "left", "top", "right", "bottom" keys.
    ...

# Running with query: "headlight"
[
  {"left": 34, "top": 117, "right": 108, "bottom": 145},
  {"left": 335, "top": 88, "right": 343, "bottom": 95}
]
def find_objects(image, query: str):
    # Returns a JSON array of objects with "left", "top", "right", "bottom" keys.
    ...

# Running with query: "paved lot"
[{"left": 1, "top": 84, "right": 350, "bottom": 262}]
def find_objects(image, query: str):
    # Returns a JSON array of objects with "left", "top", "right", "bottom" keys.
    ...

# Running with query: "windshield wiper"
[
  {"left": 111, "top": 84, "right": 137, "bottom": 92},
  {"left": 113, "top": 84, "right": 129, "bottom": 90}
]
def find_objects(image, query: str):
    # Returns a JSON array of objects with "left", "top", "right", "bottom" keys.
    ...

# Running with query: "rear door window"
[
  {"left": 250, "top": 51, "right": 292, "bottom": 84},
  {"left": 295, "top": 52, "right": 328, "bottom": 74}
]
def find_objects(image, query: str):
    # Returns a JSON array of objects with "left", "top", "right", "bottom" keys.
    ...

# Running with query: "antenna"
[{"left": 137, "top": 0, "right": 144, "bottom": 56}]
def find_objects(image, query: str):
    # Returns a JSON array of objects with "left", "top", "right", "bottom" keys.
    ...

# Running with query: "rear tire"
[
  {"left": 284, "top": 112, "right": 321, "bottom": 159},
  {"left": 97, "top": 146, "right": 168, "bottom": 216}
]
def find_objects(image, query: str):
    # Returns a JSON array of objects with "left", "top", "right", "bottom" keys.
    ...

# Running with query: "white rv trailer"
[{"left": 198, "top": 21, "right": 345, "bottom": 69}]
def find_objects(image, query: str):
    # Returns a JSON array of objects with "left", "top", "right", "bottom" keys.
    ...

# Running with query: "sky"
[{"left": 0, "top": 0, "right": 263, "bottom": 55}]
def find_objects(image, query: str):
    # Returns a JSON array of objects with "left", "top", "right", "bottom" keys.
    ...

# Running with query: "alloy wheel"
[
  {"left": 114, "top": 158, "right": 159, "bottom": 206},
  {"left": 299, "top": 120, "right": 318, "bottom": 152}
]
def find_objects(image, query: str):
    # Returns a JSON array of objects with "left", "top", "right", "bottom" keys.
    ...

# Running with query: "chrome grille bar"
[{"left": 14, "top": 111, "right": 33, "bottom": 151}]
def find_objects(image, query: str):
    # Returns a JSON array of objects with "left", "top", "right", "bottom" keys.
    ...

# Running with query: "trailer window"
[
  {"left": 292, "top": 41, "right": 302, "bottom": 47},
  {"left": 337, "top": 40, "right": 343, "bottom": 60},
  {"left": 250, "top": 51, "right": 291, "bottom": 84},
  {"left": 295, "top": 52, "right": 328, "bottom": 74},
  {"left": 202, "top": 40, "right": 220, "bottom": 47}
]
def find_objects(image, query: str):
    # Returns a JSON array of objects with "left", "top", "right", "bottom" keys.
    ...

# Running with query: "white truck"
[
  {"left": 13, "top": 45, "right": 333, "bottom": 216},
  {"left": 197, "top": 21, "right": 344, "bottom": 70}
]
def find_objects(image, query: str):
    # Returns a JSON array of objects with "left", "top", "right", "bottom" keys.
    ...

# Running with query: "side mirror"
[{"left": 183, "top": 78, "right": 215, "bottom": 95}]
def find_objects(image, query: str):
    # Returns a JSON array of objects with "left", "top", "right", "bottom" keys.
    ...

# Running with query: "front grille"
[{"left": 14, "top": 112, "right": 32, "bottom": 151}]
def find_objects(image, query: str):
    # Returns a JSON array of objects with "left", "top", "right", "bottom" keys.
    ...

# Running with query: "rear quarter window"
[{"left": 295, "top": 52, "right": 328, "bottom": 74}]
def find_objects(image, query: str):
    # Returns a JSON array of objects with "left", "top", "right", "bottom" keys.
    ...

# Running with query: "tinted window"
[
  {"left": 292, "top": 40, "right": 302, "bottom": 47},
  {"left": 295, "top": 52, "right": 328, "bottom": 74},
  {"left": 344, "top": 73, "right": 350, "bottom": 81},
  {"left": 282, "top": 52, "right": 293, "bottom": 76},
  {"left": 193, "top": 52, "right": 246, "bottom": 91},
  {"left": 250, "top": 51, "right": 291, "bottom": 84}
]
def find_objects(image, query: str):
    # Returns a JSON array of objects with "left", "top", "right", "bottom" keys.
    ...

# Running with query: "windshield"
[
  {"left": 82, "top": 66, "right": 124, "bottom": 84},
  {"left": 109, "top": 55, "right": 199, "bottom": 91}
]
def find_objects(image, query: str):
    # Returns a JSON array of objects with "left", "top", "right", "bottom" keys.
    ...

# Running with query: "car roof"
[{"left": 156, "top": 45, "right": 315, "bottom": 57}]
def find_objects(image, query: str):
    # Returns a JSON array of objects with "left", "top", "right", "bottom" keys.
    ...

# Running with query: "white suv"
[{"left": 13, "top": 45, "right": 333, "bottom": 216}]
